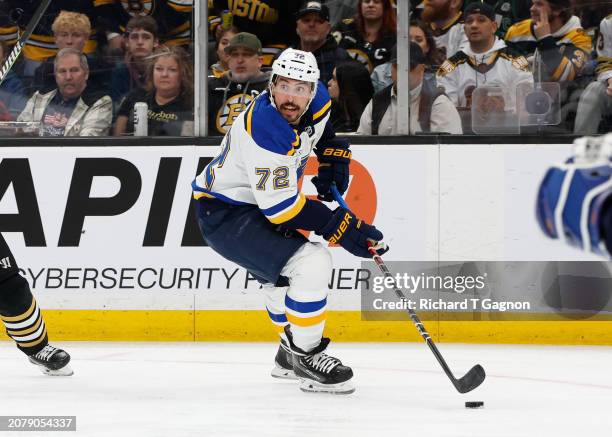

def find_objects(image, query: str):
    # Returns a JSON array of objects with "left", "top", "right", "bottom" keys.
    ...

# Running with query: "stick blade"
[{"left": 455, "top": 364, "right": 486, "bottom": 393}]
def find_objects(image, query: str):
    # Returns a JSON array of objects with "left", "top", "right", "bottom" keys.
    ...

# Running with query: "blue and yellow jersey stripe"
[{"left": 260, "top": 193, "right": 307, "bottom": 224}]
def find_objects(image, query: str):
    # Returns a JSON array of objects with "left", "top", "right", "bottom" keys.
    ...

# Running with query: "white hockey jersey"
[
  {"left": 436, "top": 37, "right": 533, "bottom": 108},
  {"left": 596, "top": 15, "right": 612, "bottom": 83},
  {"left": 193, "top": 84, "right": 332, "bottom": 225}
]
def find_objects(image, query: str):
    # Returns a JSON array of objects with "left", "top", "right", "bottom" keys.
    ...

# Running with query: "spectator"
[
  {"left": 0, "top": 1, "right": 98, "bottom": 77},
  {"left": 333, "top": 0, "right": 397, "bottom": 72},
  {"left": 115, "top": 45, "right": 194, "bottom": 136},
  {"left": 463, "top": 0, "right": 532, "bottom": 38},
  {"left": 293, "top": 1, "right": 352, "bottom": 84},
  {"left": 209, "top": 27, "right": 239, "bottom": 79},
  {"left": 505, "top": 0, "right": 591, "bottom": 83},
  {"left": 17, "top": 48, "right": 112, "bottom": 137},
  {"left": 32, "top": 11, "right": 111, "bottom": 96},
  {"left": 110, "top": 16, "right": 160, "bottom": 113},
  {"left": 358, "top": 42, "right": 462, "bottom": 134},
  {"left": 371, "top": 20, "right": 445, "bottom": 92},
  {"left": 0, "top": 41, "right": 27, "bottom": 120},
  {"left": 328, "top": 60, "right": 375, "bottom": 132},
  {"left": 421, "top": 0, "right": 469, "bottom": 58},
  {"left": 436, "top": 2, "right": 533, "bottom": 109},
  {"left": 574, "top": 16, "right": 612, "bottom": 134},
  {"left": 208, "top": 33, "right": 270, "bottom": 136},
  {"left": 209, "top": 1, "right": 300, "bottom": 67},
  {"left": 95, "top": 0, "right": 193, "bottom": 52}
]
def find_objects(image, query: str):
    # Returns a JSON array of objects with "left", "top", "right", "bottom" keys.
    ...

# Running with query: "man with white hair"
[
  {"left": 18, "top": 48, "right": 112, "bottom": 137},
  {"left": 193, "top": 48, "right": 388, "bottom": 395}
]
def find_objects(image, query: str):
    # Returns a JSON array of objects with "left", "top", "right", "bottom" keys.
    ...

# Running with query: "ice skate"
[
  {"left": 290, "top": 337, "right": 354, "bottom": 395},
  {"left": 28, "top": 345, "right": 73, "bottom": 376},
  {"left": 271, "top": 338, "right": 297, "bottom": 380}
]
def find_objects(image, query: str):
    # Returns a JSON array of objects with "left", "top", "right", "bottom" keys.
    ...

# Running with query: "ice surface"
[{"left": 1, "top": 342, "right": 611, "bottom": 437}]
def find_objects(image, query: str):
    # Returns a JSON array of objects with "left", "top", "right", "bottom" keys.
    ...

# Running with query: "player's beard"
[
  {"left": 421, "top": 0, "right": 452, "bottom": 23},
  {"left": 279, "top": 103, "right": 303, "bottom": 123}
]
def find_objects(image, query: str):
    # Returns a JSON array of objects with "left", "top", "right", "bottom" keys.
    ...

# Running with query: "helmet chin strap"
[{"left": 268, "top": 75, "right": 318, "bottom": 123}]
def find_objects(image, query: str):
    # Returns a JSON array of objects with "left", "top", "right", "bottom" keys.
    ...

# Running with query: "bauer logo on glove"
[{"left": 318, "top": 208, "right": 388, "bottom": 258}]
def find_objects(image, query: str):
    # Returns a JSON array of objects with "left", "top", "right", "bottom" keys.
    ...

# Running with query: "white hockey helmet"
[
  {"left": 269, "top": 48, "right": 320, "bottom": 118},
  {"left": 271, "top": 48, "right": 320, "bottom": 84}
]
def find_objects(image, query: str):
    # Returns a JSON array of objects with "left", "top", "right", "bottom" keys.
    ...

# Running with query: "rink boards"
[{"left": 0, "top": 143, "right": 611, "bottom": 344}]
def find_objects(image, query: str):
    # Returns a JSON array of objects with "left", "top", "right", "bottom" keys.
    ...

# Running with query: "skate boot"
[
  {"left": 290, "top": 337, "right": 355, "bottom": 395},
  {"left": 28, "top": 345, "right": 73, "bottom": 376},
  {"left": 271, "top": 338, "right": 297, "bottom": 380}
]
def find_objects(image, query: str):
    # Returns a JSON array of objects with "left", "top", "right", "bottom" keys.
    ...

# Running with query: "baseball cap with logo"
[
  {"left": 224, "top": 32, "right": 262, "bottom": 55},
  {"left": 295, "top": 1, "right": 330, "bottom": 21}
]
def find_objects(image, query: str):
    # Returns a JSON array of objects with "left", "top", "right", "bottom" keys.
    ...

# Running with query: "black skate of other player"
[{"left": 0, "top": 234, "right": 72, "bottom": 376}]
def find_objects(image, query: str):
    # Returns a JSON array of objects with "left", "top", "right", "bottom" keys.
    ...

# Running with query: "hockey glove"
[
  {"left": 311, "top": 140, "right": 351, "bottom": 202},
  {"left": 318, "top": 208, "right": 388, "bottom": 258}
]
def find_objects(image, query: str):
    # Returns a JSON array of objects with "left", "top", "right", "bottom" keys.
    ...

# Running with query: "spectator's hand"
[
  {"left": 533, "top": 8, "right": 551, "bottom": 40},
  {"left": 607, "top": 78, "right": 612, "bottom": 97}
]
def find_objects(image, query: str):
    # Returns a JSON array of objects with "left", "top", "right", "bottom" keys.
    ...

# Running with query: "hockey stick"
[
  {"left": 331, "top": 185, "right": 486, "bottom": 393},
  {"left": 0, "top": 0, "right": 53, "bottom": 86}
]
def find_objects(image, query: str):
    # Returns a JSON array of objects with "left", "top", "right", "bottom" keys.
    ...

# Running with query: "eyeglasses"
[{"left": 273, "top": 82, "right": 313, "bottom": 97}]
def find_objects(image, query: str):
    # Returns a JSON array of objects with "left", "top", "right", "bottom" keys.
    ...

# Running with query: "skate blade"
[
  {"left": 271, "top": 365, "right": 297, "bottom": 380},
  {"left": 298, "top": 378, "right": 355, "bottom": 395},
  {"left": 31, "top": 362, "right": 74, "bottom": 376}
]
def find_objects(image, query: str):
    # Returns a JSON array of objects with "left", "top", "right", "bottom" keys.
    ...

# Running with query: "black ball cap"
[
  {"left": 391, "top": 42, "right": 425, "bottom": 70},
  {"left": 464, "top": 1, "right": 496, "bottom": 21},
  {"left": 296, "top": 1, "right": 330, "bottom": 21}
]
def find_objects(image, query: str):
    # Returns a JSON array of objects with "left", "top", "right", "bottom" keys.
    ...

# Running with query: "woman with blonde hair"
[{"left": 114, "top": 45, "right": 194, "bottom": 136}]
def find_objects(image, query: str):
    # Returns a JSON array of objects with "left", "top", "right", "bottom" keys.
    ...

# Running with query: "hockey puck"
[{"left": 465, "top": 401, "right": 484, "bottom": 409}]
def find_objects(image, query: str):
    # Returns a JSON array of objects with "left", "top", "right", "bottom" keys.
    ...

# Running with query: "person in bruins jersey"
[
  {"left": 504, "top": 0, "right": 592, "bottom": 83},
  {"left": 94, "top": 0, "right": 192, "bottom": 50},
  {"left": 208, "top": 32, "right": 270, "bottom": 135},
  {"left": 332, "top": 0, "right": 396, "bottom": 72},
  {"left": 437, "top": 2, "right": 533, "bottom": 109},
  {"left": 0, "top": 0, "right": 98, "bottom": 76},
  {"left": 208, "top": 0, "right": 300, "bottom": 67}
]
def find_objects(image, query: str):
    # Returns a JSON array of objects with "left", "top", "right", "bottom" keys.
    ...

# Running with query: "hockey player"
[
  {"left": 436, "top": 2, "right": 533, "bottom": 109},
  {"left": 536, "top": 133, "right": 612, "bottom": 257},
  {"left": 192, "top": 48, "right": 388, "bottom": 394},
  {"left": 574, "top": 15, "right": 612, "bottom": 134},
  {"left": 0, "top": 234, "right": 72, "bottom": 376},
  {"left": 504, "top": 0, "right": 591, "bottom": 83}
]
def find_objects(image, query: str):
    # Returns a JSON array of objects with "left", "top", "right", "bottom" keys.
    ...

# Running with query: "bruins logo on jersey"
[
  {"left": 216, "top": 92, "right": 260, "bottom": 134},
  {"left": 347, "top": 48, "right": 373, "bottom": 72},
  {"left": 511, "top": 55, "right": 530, "bottom": 72},
  {"left": 437, "top": 59, "right": 457, "bottom": 76},
  {"left": 122, "top": 0, "right": 154, "bottom": 15}
]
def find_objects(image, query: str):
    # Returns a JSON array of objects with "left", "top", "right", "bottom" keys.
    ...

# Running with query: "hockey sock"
[
  {"left": 0, "top": 274, "right": 48, "bottom": 355},
  {"left": 263, "top": 283, "right": 289, "bottom": 340},
  {"left": 285, "top": 291, "right": 327, "bottom": 352}
]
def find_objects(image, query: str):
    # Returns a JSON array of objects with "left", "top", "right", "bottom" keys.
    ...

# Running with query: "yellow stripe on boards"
[{"left": 0, "top": 310, "right": 611, "bottom": 344}]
